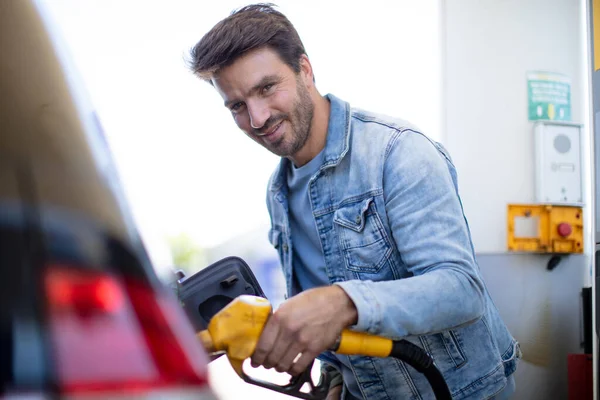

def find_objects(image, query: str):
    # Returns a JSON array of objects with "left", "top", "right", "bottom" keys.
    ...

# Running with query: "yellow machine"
[
  {"left": 507, "top": 204, "right": 583, "bottom": 254},
  {"left": 198, "top": 295, "right": 451, "bottom": 400}
]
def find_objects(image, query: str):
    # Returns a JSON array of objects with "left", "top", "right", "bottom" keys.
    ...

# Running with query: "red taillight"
[
  {"left": 45, "top": 265, "right": 209, "bottom": 394},
  {"left": 47, "top": 269, "right": 124, "bottom": 314}
]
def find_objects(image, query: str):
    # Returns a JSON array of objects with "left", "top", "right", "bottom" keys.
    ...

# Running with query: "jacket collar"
[{"left": 268, "top": 93, "right": 351, "bottom": 192}]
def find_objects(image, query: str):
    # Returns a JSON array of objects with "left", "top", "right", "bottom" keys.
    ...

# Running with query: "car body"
[{"left": 0, "top": 1, "right": 216, "bottom": 398}]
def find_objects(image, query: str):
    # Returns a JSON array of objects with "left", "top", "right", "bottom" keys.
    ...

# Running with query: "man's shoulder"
[
  {"left": 348, "top": 105, "right": 450, "bottom": 163},
  {"left": 348, "top": 106, "right": 432, "bottom": 153},
  {"left": 350, "top": 106, "right": 422, "bottom": 136}
]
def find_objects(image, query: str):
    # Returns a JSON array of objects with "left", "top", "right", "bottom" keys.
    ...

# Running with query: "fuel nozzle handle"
[
  {"left": 198, "top": 295, "right": 394, "bottom": 359},
  {"left": 197, "top": 295, "right": 271, "bottom": 375},
  {"left": 198, "top": 295, "right": 451, "bottom": 400}
]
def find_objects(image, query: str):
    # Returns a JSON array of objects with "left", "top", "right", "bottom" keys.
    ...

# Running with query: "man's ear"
[{"left": 298, "top": 54, "right": 314, "bottom": 88}]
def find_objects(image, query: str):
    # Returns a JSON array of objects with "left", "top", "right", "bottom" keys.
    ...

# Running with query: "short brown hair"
[{"left": 189, "top": 3, "right": 307, "bottom": 81}]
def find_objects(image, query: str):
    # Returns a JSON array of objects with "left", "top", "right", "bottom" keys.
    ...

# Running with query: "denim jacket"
[{"left": 266, "top": 94, "right": 520, "bottom": 399}]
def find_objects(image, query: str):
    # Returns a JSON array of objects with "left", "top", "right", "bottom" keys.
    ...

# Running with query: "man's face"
[{"left": 212, "top": 47, "right": 314, "bottom": 158}]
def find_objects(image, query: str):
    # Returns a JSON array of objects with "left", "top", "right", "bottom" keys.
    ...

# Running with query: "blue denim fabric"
[
  {"left": 491, "top": 374, "right": 515, "bottom": 400},
  {"left": 266, "top": 94, "right": 520, "bottom": 399}
]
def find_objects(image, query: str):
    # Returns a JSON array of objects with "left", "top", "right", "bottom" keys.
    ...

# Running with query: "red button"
[{"left": 557, "top": 222, "right": 572, "bottom": 237}]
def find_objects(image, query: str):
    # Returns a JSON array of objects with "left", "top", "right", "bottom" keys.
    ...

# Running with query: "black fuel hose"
[{"left": 391, "top": 340, "right": 452, "bottom": 400}]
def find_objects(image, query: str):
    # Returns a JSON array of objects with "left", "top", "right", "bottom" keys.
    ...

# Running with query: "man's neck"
[{"left": 290, "top": 94, "right": 331, "bottom": 167}]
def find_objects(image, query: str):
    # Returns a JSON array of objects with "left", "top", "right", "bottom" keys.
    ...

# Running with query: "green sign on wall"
[{"left": 527, "top": 71, "right": 571, "bottom": 121}]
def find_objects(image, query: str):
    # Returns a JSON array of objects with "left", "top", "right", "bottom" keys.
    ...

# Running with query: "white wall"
[
  {"left": 443, "top": 1, "right": 591, "bottom": 398},
  {"left": 443, "top": 0, "right": 587, "bottom": 253}
]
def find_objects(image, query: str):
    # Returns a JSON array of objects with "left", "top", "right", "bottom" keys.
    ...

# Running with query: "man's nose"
[{"left": 247, "top": 100, "right": 270, "bottom": 130}]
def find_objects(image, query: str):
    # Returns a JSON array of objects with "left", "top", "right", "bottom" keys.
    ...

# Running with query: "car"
[{"left": 0, "top": 1, "right": 217, "bottom": 398}]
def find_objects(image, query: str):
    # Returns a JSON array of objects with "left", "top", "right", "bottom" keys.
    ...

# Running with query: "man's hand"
[{"left": 250, "top": 285, "right": 358, "bottom": 376}]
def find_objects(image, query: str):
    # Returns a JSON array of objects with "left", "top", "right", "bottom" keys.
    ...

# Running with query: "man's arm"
[{"left": 335, "top": 129, "right": 485, "bottom": 339}]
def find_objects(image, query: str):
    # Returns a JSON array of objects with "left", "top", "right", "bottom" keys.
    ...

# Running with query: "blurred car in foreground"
[{"left": 0, "top": 1, "right": 216, "bottom": 398}]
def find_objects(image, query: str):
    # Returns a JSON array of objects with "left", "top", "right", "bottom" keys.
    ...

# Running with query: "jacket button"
[
  {"left": 355, "top": 216, "right": 361, "bottom": 224},
  {"left": 283, "top": 243, "right": 289, "bottom": 252}
]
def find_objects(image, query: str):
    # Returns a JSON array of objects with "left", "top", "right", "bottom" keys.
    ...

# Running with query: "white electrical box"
[{"left": 534, "top": 121, "right": 583, "bottom": 205}]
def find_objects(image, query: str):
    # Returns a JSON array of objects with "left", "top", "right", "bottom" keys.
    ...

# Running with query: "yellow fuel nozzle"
[
  {"left": 197, "top": 295, "right": 271, "bottom": 376},
  {"left": 197, "top": 295, "right": 393, "bottom": 376},
  {"left": 197, "top": 295, "right": 449, "bottom": 400}
]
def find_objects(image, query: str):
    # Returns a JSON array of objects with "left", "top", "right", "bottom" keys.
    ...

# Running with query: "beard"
[{"left": 254, "top": 78, "right": 314, "bottom": 158}]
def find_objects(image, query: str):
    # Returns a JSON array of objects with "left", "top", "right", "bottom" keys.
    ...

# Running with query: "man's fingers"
[
  {"left": 289, "top": 351, "right": 316, "bottom": 377},
  {"left": 250, "top": 318, "right": 280, "bottom": 368},
  {"left": 262, "top": 331, "right": 290, "bottom": 369},
  {"left": 274, "top": 342, "right": 304, "bottom": 373}
]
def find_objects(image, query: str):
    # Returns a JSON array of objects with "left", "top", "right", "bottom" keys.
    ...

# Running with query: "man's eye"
[
  {"left": 231, "top": 102, "right": 244, "bottom": 112},
  {"left": 262, "top": 84, "right": 274, "bottom": 94}
]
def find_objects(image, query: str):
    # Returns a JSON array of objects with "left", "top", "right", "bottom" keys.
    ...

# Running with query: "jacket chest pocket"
[{"left": 333, "top": 197, "right": 392, "bottom": 273}]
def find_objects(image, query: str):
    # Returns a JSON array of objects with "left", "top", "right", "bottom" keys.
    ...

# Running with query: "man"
[{"left": 189, "top": 4, "right": 520, "bottom": 399}]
